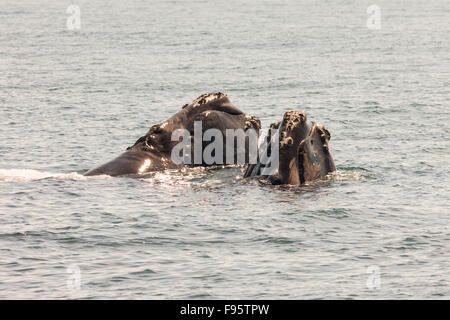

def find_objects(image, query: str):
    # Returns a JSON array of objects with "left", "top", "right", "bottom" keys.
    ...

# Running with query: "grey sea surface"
[{"left": 0, "top": 0, "right": 449, "bottom": 299}]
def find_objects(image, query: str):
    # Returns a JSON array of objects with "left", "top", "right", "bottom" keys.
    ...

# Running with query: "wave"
[{"left": 0, "top": 168, "right": 110, "bottom": 182}]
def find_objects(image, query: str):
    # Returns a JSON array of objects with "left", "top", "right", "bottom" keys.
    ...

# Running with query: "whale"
[
  {"left": 244, "top": 110, "right": 336, "bottom": 185},
  {"left": 84, "top": 93, "right": 261, "bottom": 176}
]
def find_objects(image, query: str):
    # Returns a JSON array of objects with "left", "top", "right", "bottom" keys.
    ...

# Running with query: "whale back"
[
  {"left": 129, "top": 93, "right": 256, "bottom": 154},
  {"left": 85, "top": 93, "right": 261, "bottom": 176}
]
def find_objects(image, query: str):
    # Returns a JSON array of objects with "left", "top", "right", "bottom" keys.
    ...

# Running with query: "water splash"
[
  {"left": 333, "top": 168, "right": 376, "bottom": 181},
  {"left": 139, "top": 165, "right": 245, "bottom": 190},
  {"left": 0, "top": 168, "right": 110, "bottom": 182}
]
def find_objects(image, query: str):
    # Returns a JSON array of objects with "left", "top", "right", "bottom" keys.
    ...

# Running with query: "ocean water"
[{"left": 0, "top": 0, "right": 449, "bottom": 299}]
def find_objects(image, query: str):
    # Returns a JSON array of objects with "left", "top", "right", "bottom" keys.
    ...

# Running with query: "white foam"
[
  {"left": 334, "top": 169, "right": 374, "bottom": 181},
  {"left": 0, "top": 168, "right": 110, "bottom": 182}
]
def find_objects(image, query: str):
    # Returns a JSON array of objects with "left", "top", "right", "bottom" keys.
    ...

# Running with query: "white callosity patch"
[
  {"left": 159, "top": 121, "right": 169, "bottom": 129},
  {"left": 191, "top": 92, "right": 227, "bottom": 108},
  {"left": 244, "top": 114, "right": 261, "bottom": 130}
]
